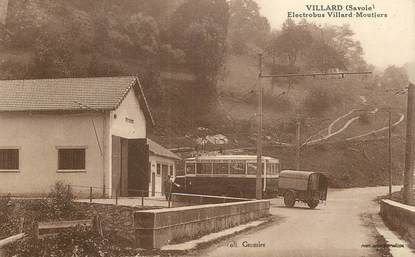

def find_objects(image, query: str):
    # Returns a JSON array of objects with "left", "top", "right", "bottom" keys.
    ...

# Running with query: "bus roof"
[{"left": 185, "top": 155, "right": 279, "bottom": 162}]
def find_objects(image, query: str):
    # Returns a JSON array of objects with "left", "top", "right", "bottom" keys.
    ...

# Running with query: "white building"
[
  {"left": 147, "top": 139, "right": 181, "bottom": 197},
  {"left": 0, "top": 76, "right": 154, "bottom": 197}
]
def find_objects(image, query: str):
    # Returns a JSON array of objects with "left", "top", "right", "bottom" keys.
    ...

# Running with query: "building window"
[
  {"left": 0, "top": 149, "right": 19, "bottom": 171},
  {"left": 169, "top": 165, "right": 173, "bottom": 175},
  {"left": 157, "top": 163, "right": 161, "bottom": 175},
  {"left": 125, "top": 117, "right": 134, "bottom": 124},
  {"left": 58, "top": 148, "right": 86, "bottom": 171}
]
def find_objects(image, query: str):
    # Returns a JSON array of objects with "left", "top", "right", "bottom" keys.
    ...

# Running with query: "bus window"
[
  {"left": 247, "top": 162, "right": 265, "bottom": 175},
  {"left": 186, "top": 163, "right": 196, "bottom": 174},
  {"left": 213, "top": 162, "right": 229, "bottom": 174},
  {"left": 230, "top": 162, "right": 245, "bottom": 175},
  {"left": 247, "top": 162, "right": 257, "bottom": 175},
  {"left": 266, "top": 162, "right": 272, "bottom": 175},
  {"left": 197, "top": 162, "right": 212, "bottom": 174}
]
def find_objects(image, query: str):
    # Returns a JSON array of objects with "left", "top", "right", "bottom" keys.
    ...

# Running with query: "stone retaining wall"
[
  {"left": 134, "top": 199, "right": 270, "bottom": 249},
  {"left": 75, "top": 202, "right": 160, "bottom": 245},
  {"left": 380, "top": 199, "right": 415, "bottom": 243}
]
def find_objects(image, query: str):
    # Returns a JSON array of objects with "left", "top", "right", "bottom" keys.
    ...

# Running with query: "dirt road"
[{"left": 196, "top": 187, "right": 405, "bottom": 257}]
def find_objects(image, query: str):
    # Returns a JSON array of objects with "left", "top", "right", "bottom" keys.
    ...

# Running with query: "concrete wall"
[
  {"left": 380, "top": 199, "right": 415, "bottom": 243},
  {"left": 134, "top": 200, "right": 270, "bottom": 249},
  {"left": 0, "top": 112, "right": 109, "bottom": 196},
  {"left": 148, "top": 155, "right": 176, "bottom": 197},
  {"left": 170, "top": 193, "right": 250, "bottom": 207}
]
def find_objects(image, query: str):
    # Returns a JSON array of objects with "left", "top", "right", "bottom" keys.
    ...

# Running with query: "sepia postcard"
[{"left": 0, "top": 0, "right": 414, "bottom": 256}]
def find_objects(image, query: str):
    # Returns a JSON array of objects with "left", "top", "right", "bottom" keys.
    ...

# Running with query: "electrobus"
[{"left": 173, "top": 155, "right": 280, "bottom": 198}]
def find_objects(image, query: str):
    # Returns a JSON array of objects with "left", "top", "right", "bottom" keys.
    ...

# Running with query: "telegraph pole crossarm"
[{"left": 259, "top": 71, "right": 372, "bottom": 79}]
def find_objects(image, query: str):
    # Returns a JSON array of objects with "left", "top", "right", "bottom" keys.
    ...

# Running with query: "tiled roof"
[
  {"left": 0, "top": 76, "right": 143, "bottom": 112},
  {"left": 148, "top": 138, "right": 181, "bottom": 160}
]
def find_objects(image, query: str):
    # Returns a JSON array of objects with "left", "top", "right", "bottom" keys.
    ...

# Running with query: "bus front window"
[{"left": 185, "top": 163, "right": 196, "bottom": 174}]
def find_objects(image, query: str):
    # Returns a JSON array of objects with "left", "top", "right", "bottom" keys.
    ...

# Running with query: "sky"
[{"left": 255, "top": 0, "right": 415, "bottom": 69}]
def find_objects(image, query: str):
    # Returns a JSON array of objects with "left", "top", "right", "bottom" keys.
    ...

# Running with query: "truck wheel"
[
  {"left": 307, "top": 200, "right": 319, "bottom": 209},
  {"left": 283, "top": 191, "right": 295, "bottom": 208}
]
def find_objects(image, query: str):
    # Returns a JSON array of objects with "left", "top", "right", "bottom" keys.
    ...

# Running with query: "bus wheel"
[
  {"left": 307, "top": 200, "right": 319, "bottom": 209},
  {"left": 283, "top": 191, "right": 295, "bottom": 208}
]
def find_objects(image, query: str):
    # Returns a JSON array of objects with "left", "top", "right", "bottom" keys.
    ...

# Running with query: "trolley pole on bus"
[{"left": 256, "top": 54, "right": 372, "bottom": 201}]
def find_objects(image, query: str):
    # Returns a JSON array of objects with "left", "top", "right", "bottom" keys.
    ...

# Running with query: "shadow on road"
[{"left": 272, "top": 205, "right": 324, "bottom": 211}]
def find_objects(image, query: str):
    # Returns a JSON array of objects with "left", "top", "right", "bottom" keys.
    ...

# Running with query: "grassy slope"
[{"left": 210, "top": 53, "right": 408, "bottom": 188}]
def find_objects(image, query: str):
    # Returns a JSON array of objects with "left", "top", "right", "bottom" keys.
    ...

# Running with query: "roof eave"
[
  {"left": 132, "top": 77, "right": 155, "bottom": 128},
  {"left": 150, "top": 152, "right": 181, "bottom": 160}
]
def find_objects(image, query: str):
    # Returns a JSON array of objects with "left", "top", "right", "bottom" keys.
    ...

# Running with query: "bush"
[
  {"left": 25, "top": 181, "right": 83, "bottom": 222},
  {"left": 358, "top": 112, "right": 371, "bottom": 124},
  {"left": 6, "top": 226, "right": 125, "bottom": 257},
  {"left": 303, "top": 87, "right": 339, "bottom": 116},
  {"left": 47, "top": 181, "right": 76, "bottom": 220},
  {"left": 0, "top": 194, "right": 20, "bottom": 239}
]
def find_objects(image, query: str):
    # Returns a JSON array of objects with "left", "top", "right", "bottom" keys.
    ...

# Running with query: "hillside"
[
  {"left": 0, "top": 0, "right": 411, "bottom": 188},
  {"left": 165, "top": 52, "right": 409, "bottom": 188}
]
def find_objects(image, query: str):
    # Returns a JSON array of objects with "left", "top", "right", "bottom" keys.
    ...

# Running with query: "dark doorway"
[
  {"left": 127, "top": 139, "right": 150, "bottom": 196},
  {"left": 112, "top": 137, "right": 150, "bottom": 197},
  {"left": 151, "top": 172, "right": 155, "bottom": 196},
  {"left": 161, "top": 164, "right": 169, "bottom": 196}
]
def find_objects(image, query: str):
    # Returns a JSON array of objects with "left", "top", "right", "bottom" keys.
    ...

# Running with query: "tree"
[
  {"left": 271, "top": 19, "right": 312, "bottom": 68},
  {"left": 381, "top": 65, "right": 409, "bottom": 88},
  {"left": 228, "top": 0, "right": 270, "bottom": 54},
  {"left": 310, "top": 24, "right": 367, "bottom": 71},
  {"left": 169, "top": 0, "right": 229, "bottom": 98},
  {"left": 306, "top": 39, "right": 346, "bottom": 73}
]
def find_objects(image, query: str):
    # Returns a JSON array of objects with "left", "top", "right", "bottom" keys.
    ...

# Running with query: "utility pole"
[
  {"left": 296, "top": 115, "right": 301, "bottom": 170},
  {"left": 256, "top": 54, "right": 371, "bottom": 200},
  {"left": 404, "top": 83, "right": 415, "bottom": 205},
  {"left": 388, "top": 108, "right": 392, "bottom": 198},
  {"left": 256, "top": 54, "right": 263, "bottom": 200}
]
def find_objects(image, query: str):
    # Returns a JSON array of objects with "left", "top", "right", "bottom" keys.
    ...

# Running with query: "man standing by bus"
[{"left": 164, "top": 175, "right": 172, "bottom": 200}]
